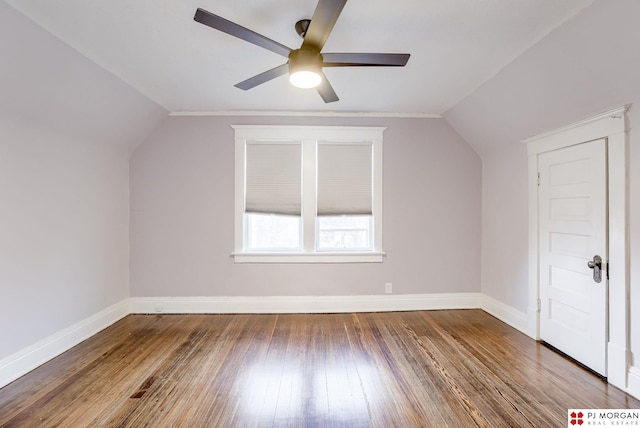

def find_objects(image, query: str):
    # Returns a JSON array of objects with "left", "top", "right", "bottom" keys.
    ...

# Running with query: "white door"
[{"left": 538, "top": 138, "right": 608, "bottom": 376}]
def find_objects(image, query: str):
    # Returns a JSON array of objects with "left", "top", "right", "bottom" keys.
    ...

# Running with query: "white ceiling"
[{"left": 5, "top": 0, "right": 593, "bottom": 115}]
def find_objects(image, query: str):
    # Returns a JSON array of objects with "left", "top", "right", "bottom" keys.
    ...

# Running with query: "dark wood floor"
[{"left": 0, "top": 310, "right": 638, "bottom": 427}]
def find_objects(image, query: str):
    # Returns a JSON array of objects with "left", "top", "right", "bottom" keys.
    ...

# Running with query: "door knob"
[{"left": 587, "top": 255, "right": 603, "bottom": 283}]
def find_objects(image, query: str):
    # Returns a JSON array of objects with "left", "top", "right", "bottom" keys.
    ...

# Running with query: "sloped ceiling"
[
  {"left": 445, "top": 0, "right": 640, "bottom": 156},
  {"left": 4, "top": 0, "right": 593, "bottom": 115},
  {"left": 0, "top": 1, "right": 167, "bottom": 150}
]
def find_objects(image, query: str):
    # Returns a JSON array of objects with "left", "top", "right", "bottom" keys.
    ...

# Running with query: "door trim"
[{"left": 523, "top": 105, "right": 630, "bottom": 390}]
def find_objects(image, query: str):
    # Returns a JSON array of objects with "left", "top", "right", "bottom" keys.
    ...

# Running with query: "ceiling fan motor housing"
[{"left": 289, "top": 48, "right": 323, "bottom": 71}]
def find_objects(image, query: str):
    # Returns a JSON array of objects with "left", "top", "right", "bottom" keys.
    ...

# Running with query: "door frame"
[{"left": 523, "top": 105, "right": 630, "bottom": 390}]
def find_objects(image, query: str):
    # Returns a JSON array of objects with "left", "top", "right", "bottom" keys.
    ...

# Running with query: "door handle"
[{"left": 587, "top": 255, "right": 603, "bottom": 283}]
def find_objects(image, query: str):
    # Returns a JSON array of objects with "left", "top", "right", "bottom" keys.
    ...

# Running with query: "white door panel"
[{"left": 539, "top": 138, "right": 607, "bottom": 376}]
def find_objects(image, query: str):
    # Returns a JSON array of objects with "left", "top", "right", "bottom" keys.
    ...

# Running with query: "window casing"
[{"left": 232, "top": 125, "right": 384, "bottom": 263}]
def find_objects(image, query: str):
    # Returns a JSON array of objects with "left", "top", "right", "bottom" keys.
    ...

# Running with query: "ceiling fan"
[{"left": 193, "top": 0, "right": 410, "bottom": 103}]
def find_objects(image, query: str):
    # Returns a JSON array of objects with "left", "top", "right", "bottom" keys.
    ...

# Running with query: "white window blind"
[
  {"left": 233, "top": 125, "right": 385, "bottom": 263},
  {"left": 245, "top": 142, "right": 302, "bottom": 215},
  {"left": 317, "top": 142, "right": 373, "bottom": 215}
]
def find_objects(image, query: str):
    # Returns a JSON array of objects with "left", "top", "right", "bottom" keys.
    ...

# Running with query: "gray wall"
[{"left": 130, "top": 115, "right": 482, "bottom": 298}]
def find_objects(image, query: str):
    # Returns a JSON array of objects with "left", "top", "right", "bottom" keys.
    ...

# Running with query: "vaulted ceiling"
[{"left": 5, "top": 0, "right": 592, "bottom": 115}]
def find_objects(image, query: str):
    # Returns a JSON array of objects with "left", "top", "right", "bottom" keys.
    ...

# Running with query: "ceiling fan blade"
[
  {"left": 301, "top": 0, "right": 347, "bottom": 52},
  {"left": 316, "top": 72, "right": 339, "bottom": 103},
  {"left": 322, "top": 53, "right": 410, "bottom": 67},
  {"left": 234, "top": 63, "right": 290, "bottom": 90},
  {"left": 194, "top": 8, "right": 292, "bottom": 58}
]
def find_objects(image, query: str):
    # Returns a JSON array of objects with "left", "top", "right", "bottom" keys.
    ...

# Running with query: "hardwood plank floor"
[{"left": 0, "top": 310, "right": 638, "bottom": 427}]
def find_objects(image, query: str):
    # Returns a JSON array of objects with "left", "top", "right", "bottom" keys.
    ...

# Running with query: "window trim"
[{"left": 232, "top": 125, "right": 385, "bottom": 263}]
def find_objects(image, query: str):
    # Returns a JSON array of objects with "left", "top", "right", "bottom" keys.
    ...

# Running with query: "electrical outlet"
[{"left": 385, "top": 283, "right": 393, "bottom": 294}]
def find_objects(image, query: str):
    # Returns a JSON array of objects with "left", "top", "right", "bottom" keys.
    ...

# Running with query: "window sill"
[{"left": 231, "top": 251, "right": 385, "bottom": 264}]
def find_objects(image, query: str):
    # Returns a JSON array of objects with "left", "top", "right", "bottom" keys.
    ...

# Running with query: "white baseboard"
[
  {"left": 628, "top": 366, "right": 640, "bottom": 400},
  {"left": 129, "top": 293, "right": 483, "bottom": 314},
  {"left": 0, "top": 299, "right": 129, "bottom": 389},
  {"left": 479, "top": 294, "right": 528, "bottom": 335}
]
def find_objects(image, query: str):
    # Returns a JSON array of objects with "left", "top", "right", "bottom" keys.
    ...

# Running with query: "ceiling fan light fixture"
[
  {"left": 288, "top": 49, "right": 323, "bottom": 89},
  {"left": 289, "top": 70, "right": 322, "bottom": 88}
]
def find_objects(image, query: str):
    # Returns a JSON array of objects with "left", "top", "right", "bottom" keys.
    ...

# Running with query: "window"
[{"left": 232, "top": 125, "right": 384, "bottom": 263}]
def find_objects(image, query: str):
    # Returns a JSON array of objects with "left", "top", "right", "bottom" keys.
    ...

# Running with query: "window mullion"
[{"left": 301, "top": 139, "right": 317, "bottom": 252}]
